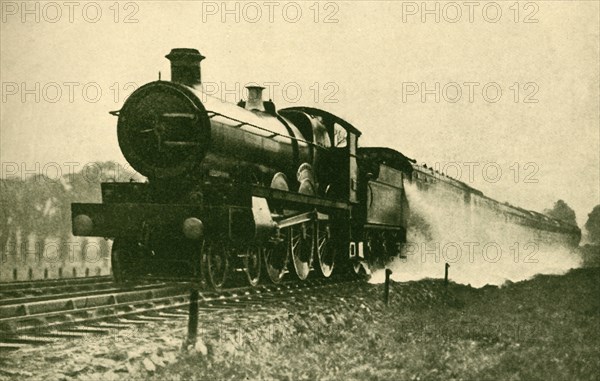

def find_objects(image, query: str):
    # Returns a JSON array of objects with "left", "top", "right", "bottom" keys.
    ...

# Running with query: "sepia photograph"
[{"left": 1, "top": 1, "right": 599, "bottom": 380}]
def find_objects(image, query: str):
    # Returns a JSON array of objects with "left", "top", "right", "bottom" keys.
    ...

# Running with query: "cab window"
[{"left": 333, "top": 123, "right": 347, "bottom": 147}]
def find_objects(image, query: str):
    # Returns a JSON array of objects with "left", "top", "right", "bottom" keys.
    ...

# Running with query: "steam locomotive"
[{"left": 71, "top": 48, "right": 580, "bottom": 288}]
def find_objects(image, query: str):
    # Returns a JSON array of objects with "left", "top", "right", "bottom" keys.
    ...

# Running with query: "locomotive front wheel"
[
  {"left": 315, "top": 222, "right": 334, "bottom": 277},
  {"left": 264, "top": 239, "right": 288, "bottom": 284},
  {"left": 290, "top": 224, "right": 313, "bottom": 280},
  {"left": 243, "top": 246, "right": 262, "bottom": 287},
  {"left": 204, "top": 241, "right": 230, "bottom": 290},
  {"left": 111, "top": 238, "right": 138, "bottom": 283}
]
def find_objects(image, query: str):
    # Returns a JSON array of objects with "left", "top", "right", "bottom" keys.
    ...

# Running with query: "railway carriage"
[{"left": 408, "top": 162, "right": 581, "bottom": 247}]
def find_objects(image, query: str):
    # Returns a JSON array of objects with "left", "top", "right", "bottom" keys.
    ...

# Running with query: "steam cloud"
[{"left": 370, "top": 182, "right": 581, "bottom": 287}]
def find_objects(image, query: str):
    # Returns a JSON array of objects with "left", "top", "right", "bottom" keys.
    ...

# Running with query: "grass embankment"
[{"left": 151, "top": 268, "right": 600, "bottom": 381}]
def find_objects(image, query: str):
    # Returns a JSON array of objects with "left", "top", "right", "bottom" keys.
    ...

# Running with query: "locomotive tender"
[{"left": 71, "top": 48, "right": 580, "bottom": 288}]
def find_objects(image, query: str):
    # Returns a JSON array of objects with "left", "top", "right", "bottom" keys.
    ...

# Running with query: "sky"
[{"left": 1, "top": 0, "right": 599, "bottom": 227}]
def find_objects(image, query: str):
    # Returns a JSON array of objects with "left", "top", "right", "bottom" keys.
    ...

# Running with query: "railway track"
[
  {"left": 0, "top": 276, "right": 113, "bottom": 299},
  {"left": 0, "top": 275, "right": 359, "bottom": 351}
]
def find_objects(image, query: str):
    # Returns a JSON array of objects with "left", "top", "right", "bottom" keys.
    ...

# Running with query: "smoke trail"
[{"left": 370, "top": 182, "right": 582, "bottom": 287}]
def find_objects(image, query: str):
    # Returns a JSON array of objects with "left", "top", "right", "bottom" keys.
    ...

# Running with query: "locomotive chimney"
[
  {"left": 245, "top": 86, "right": 266, "bottom": 112},
  {"left": 165, "top": 48, "right": 205, "bottom": 86}
]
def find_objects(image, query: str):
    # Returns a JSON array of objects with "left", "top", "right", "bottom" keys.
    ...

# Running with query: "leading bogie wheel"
[
  {"left": 243, "top": 246, "right": 262, "bottom": 287},
  {"left": 204, "top": 240, "right": 230, "bottom": 290},
  {"left": 264, "top": 234, "right": 288, "bottom": 284},
  {"left": 111, "top": 238, "right": 139, "bottom": 284}
]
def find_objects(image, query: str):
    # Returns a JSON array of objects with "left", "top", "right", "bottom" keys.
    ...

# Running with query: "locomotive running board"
[
  {"left": 277, "top": 211, "right": 329, "bottom": 230},
  {"left": 251, "top": 185, "right": 350, "bottom": 211}
]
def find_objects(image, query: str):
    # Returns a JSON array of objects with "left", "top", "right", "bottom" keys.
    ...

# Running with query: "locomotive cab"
[{"left": 280, "top": 107, "right": 361, "bottom": 203}]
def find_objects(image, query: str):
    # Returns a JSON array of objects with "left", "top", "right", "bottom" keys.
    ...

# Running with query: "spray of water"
[{"left": 370, "top": 182, "right": 581, "bottom": 287}]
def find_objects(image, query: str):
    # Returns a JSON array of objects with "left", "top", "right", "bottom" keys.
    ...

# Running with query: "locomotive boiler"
[{"left": 118, "top": 50, "right": 311, "bottom": 182}]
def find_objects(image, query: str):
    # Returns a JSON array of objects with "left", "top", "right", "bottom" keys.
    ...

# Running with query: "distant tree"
[
  {"left": 544, "top": 199, "right": 577, "bottom": 226},
  {"left": 0, "top": 180, "right": 16, "bottom": 254},
  {"left": 584, "top": 205, "right": 600, "bottom": 245},
  {"left": 0, "top": 161, "right": 142, "bottom": 248}
]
